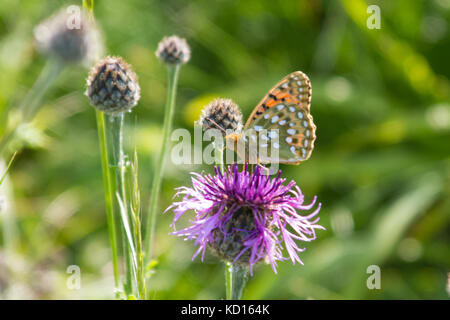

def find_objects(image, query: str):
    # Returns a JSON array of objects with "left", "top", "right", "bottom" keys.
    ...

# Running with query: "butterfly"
[{"left": 225, "top": 71, "right": 316, "bottom": 165}]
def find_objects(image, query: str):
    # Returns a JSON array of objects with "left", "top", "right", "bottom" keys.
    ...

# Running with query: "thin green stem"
[
  {"left": 0, "top": 152, "right": 17, "bottom": 186},
  {"left": 130, "top": 150, "right": 146, "bottom": 299},
  {"left": 107, "top": 113, "right": 128, "bottom": 213},
  {"left": 225, "top": 262, "right": 249, "bottom": 300},
  {"left": 106, "top": 113, "right": 137, "bottom": 298},
  {"left": 122, "top": 228, "right": 134, "bottom": 297},
  {"left": 0, "top": 59, "right": 63, "bottom": 156},
  {"left": 96, "top": 110, "right": 121, "bottom": 298},
  {"left": 134, "top": 206, "right": 145, "bottom": 298},
  {"left": 145, "top": 64, "right": 180, "bottom": 261},
  {"left": 82, "top": 0, "right": 95, "bottom": 13}
]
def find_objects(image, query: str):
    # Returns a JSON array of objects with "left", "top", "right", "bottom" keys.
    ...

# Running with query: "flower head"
[
  {"left": 197, "top": 98, "right": 243, "bottom": 135},
  {"left": 86, "top": 56, "right": 140, "bottom": 113},
  {"left": 34, "top": 6, "right": 102, "bottom": 65},
  {"left": 167, "top": 164, "right": 324, "bottom": 274},
  {"left": 155, "top": 35, "right": 191, "bottom": 65}
]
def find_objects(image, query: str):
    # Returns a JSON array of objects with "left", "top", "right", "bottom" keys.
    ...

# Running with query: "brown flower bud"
[
  {"left": 85, "top": 56, "right": 140, "bottom": 113},
  {"left": 197, "top": 98, "right": 243, "bottom": 134},
  {"left": 155, "top": 35, "right": 191, "bottom": 65},
  {"left": 34, "top": 5, "right": 103, "bottom": 65}
]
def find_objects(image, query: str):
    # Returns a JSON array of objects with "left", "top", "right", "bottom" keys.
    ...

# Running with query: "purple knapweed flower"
[{"left": 167, "top": 164, "right": 324, "bottom": 274}]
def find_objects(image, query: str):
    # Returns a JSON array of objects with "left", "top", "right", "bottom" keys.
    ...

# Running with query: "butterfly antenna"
[{"left": 204, "top": 117, "right": 227, "bottom": 135}]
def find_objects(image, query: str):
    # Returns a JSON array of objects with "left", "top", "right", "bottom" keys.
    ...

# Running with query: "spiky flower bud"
[
  {"left": 155, "top": 35, "right": 191, "bottom": 65},
  {"left": 85, "top": 56, "right": 140, "bottom": 113},
  {"left": 197, "top": 98, "right": 243, "bottom": 134},
  {"left": 34, "top": 5, "right": 102, "bottom": 65}
]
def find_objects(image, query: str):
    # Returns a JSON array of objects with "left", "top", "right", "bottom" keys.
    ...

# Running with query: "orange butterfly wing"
[{"left": 243, "top": 71, "right": 316, "bottom": 164}]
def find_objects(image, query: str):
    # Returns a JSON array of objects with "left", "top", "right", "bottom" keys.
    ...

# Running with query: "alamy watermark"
[
  {"left": 66, "top": 265, "right": 81, "bottom": 290},
  {"left": 366, "top": 265, "right": 381, "bottom": 290},
  {"left": 367, "top": 5, "right": 381, "bottom": 30},
  {"left": 66, "top": 5, "right": 81, "bottom": 30},
  {"left": 170, "top": 126, "right": 282, "bottom": 173}
]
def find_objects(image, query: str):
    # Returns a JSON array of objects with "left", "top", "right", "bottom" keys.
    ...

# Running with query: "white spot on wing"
[
  {"left": 279, "top": 120, "right": 287, "bottom": 125},
  {"left": 277, "top": 104, "right": 285, "bottom": 111},
  {"left": 271, "top": 115, "right": 279, "bottom": 123},
  {"left": 297, "top": 112, "right": 304, "bottom": 119},
  {"left": 268, "top": 130, "right": 278, "bottom": 139},
  {"left": 286, "top": 137, "right": 293, "bottom": 143},
  {"left": 287, "top": 129, "right": 296, "bottom": 135},
  {"left": 290, "top": 146, "right": 296, "bottom": 155}
]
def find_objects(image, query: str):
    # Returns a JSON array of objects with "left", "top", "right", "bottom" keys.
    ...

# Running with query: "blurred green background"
[{"left": 0, "top": 0, "right": 449, "bottom": 299}]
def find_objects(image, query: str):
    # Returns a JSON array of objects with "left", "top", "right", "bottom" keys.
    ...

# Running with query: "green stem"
[
  {"left": 145, "top": 64, "right": 180, "bottom": 261},
  {"left": 122, "top": 227, "right": 134, "bottom": 297},
  {"left": 82, "top": 0, "right": 95, "bottom": 13},
  {"left": 0, "top": 59, "right": 63, "bottom": 156},
  {"left": 96, "top": 110, "right": 121, "bottom": 298},
  {"left": 130, "top": 150, "right": 146, "bottom": 299},
  {"left": 106, "top": 113, "right": 137, "bottom": 298},
  {"left": 225, "top": 262, "right": 249, "bottom": 300},
  {"left": 133, "top": 195, "right": 146, "bottom": 298},
  {"left": 0, "top": 152, "right": 17, "bottom": 186},
  {"left": 107, "top": 113, "right": 128, "bottom": 213},
  {"left": 134, "top": 208, "right": 146, "bottom": 299}
]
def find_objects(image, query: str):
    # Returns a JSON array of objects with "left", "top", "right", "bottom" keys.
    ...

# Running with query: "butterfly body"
[{"left": 225, "top": 71, "right": 316, "bottom": 165}]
